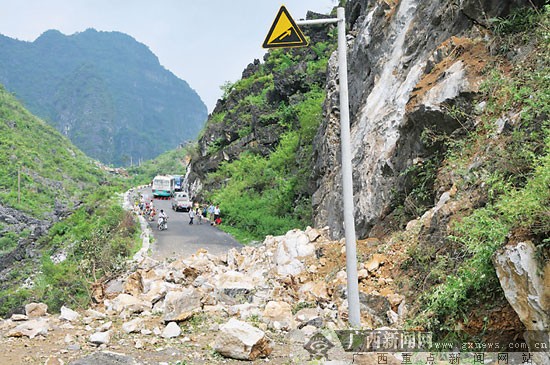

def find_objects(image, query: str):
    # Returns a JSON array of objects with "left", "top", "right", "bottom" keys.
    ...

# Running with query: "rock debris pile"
[{"left": 0, "top": 227, "right": 406, "bottom": 364}]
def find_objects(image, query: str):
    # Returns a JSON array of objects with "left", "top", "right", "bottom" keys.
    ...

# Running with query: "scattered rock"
[
  {"left": 271, "top": 229, "right": 316, "bottom": 276},
  {"left": 262, "top": 301, "right": 295, "bottom": 330},
  {"left": 45, "top": 356, "right": 64, "bottom": 365},
  {"left": 25, "top": 302, "right": 48, "bottom": 317},
  {"left": 7, "top": 318, "right": 49, "bottom": 338},
  {"left": 89, "top": 330, "right": 112, "bottom": 345},
  {"left": 122, "top": 318, "right": 145, "bottom": 333},
  {"left": 84, "top": 308, "right": 107, "bottom": 320},
  {"left": 10, "top": 314, "right": 28, "bottom": 321},
  {"left": 107, "top": 293, "right": 152, "bottom": 315},
  {"left": 68, "top": 343, "right": 81, "bottom": 351},
  {"left": 365, "top": 254, "right": 386, "bottom": 272},
  {"left": 299, "top": 281, "right": 330, "bottom": 302},
  {"left": 305, "top": 226, "right": 321, "bottom": 242},
  {"left": 60, "top": 306, "right": 80, "bottom": 322},
  {"left": 215, "top": 270, "right": 259, "bottom": 290},
  {"left": 162, "top": 287, "right": 202, "bottom": 322},
  {"left": 97, "top": 321, "right": 113, "bottom": 332},
  {"left": 161, "top": 322, "right": 181, "bottom": 338},
  {"left": 213, "top": 318, "right": 272, "bottom": 360}
]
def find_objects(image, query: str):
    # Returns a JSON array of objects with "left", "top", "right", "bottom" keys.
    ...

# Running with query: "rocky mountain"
[
  {"left": 313, "top": 0, "right": 547, "bottom": 238},
  {"left": 186, "top": 0, "right": 549, "bottom": 359},
  {"left": 0, "top": 29, "right": 207, "bottom": 166},
  {"left": 0, "top": 1, "right": 548, "bottom": 363}
]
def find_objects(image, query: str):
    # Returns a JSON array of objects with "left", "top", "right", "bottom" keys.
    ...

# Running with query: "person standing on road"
[
  {"left": 188, "top": 208, "right": 195, "bottom": 225},
  {"left": 213, "top": 205, "right": 221, "bottom": 222},
  {"left": 195, "top": 207, "right": 202, "bottom": 224},
  {"left": 207, "top": 204, "right": 215, "bottom": 221}
]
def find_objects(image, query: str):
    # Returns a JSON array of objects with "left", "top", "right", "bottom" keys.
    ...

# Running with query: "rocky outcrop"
[
  {"left": 312, "top": 0, "right": 542, "bottom": 239},
  {"left": 186, "top": 13, "right": 334, "bottom": 200},
  {"left": 494, "top": 241, "right": 550, "bottom": 364}
]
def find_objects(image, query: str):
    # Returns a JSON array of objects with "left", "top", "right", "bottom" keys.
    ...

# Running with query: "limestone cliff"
[{"left": 313, "top": 0, "right": 545, "bottom": 238}]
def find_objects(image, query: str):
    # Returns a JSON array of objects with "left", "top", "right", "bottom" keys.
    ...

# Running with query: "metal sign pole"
[{"left": 297, "top": 7, "right": 361, "bottom": 327}]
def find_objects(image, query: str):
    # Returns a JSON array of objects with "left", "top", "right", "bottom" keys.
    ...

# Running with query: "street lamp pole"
[{"left": 297, "top": 7, "right": 361, "bottom": 327}]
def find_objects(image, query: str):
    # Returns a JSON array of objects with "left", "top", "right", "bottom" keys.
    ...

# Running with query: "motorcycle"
[{"left": 157, "top": 216, "right": 168, "bottom": 231}]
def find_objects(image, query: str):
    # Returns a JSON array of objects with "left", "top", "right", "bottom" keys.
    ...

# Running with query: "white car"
[{"left": 171, "top": 192, "right": 192, "bottom": 212}]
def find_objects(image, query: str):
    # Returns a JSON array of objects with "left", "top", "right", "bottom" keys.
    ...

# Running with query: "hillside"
[
  {"left": 187, "top": 11, "right": 336, "bottom": 242},
  {"left": 185, "top": 0, "right": 549, "bottom": 357},
  {"left": 0, "top": 84, "right": 139, "bottom": 315},
  {"left": 0, "top": 29, "right": 207, "bottom": 166},
  {"left": 0, "top": 1, "right": 548, "bottom": 364}
]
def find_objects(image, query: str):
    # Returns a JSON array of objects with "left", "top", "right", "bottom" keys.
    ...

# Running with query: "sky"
[{"left": 0, "top": 0, "right": 337, "bottom": 112}]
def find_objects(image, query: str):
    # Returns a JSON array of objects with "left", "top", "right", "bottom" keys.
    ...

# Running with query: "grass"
[{"left": 407, "top": 4, "right": 550, "bottom": 332}]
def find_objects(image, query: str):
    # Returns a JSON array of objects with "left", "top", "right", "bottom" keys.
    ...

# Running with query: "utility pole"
[
  {"left": 263, "top": 5, "right": 361, "bottom": 327},
  {"left": 296, "top": 7, "right": 361, "bottom": 327},
  {"left": 17, "top": 166, "right": 21, "bottom": 204}
]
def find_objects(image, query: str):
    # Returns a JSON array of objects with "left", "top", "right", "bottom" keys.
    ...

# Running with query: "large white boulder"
[
  {"left": 162, "top": 287, "right": 202, "bottom": 322},
  {"left": 213, "top": 318, "right": 272, "bottom": 360},
  {"left": 271, "top": 230, "right": 316, "bottom": 276}
]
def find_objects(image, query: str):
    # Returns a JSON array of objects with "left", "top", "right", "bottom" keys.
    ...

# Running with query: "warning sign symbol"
[{"left": 262, "top": 6, "right": 308, "bottom": 49}]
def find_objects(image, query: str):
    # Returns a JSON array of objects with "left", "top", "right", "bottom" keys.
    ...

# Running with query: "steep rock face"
[
  {"left": 312, "top": 0, "right": 541, "bottom": 239},
  {"left": 494, "top": 242, "right": 550, "bottom": 363},
  {"left": 0, "top": 29, "right": 207, "bottom": 166}
]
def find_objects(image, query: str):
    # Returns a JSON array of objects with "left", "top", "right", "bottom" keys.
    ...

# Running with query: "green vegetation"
[
  {"left": 408, "top": 5, "right": 550, "bottom": 332},
  {"left": 195, "top": 30, "right": 334, "bottom": 242},
  {"left": 0, "top": 84, "right": 139, "bottom": 315},
  {"left": 127, "top": 146, "right": 190, "bottom": 186},
  {"left": 0, "top": 28, "right": 207, "bottom": 166},
  {"left": 33, "top": 194, "right": 139, "bottom": 312},
  {"left": 0, "top": 85, "right": 106, "bottom": 217},
  {"left": 207, "top": 85, "right": 327, "bottom": 242}
]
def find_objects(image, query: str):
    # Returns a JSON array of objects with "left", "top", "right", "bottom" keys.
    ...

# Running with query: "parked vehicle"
[
  {"left": 152, "top": 175, "right": 175, "bottom": 198},
  {"left": 171, "top": 192, "right": 192, "bottom": 212},
  {"left": 174, "top": 175, "right": 183, "bottom": 191}
]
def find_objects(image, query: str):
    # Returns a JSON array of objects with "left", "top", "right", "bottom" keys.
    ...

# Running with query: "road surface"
[{"left": 139, "top": 188, "right": 242, "bottom": 260}]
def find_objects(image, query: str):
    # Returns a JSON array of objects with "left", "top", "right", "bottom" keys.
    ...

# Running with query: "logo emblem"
[{"left": 304, "top": 332, "right": 334, "bottom": 360}]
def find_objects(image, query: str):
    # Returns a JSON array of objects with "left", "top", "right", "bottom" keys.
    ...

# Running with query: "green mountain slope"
[
  {"left": 0, "top": 84, "right": 138, "bottom": 315},
  {"left": 0, "top": 85, "right": 106, "bottom": 218},
  {"left": 186, "top": 13, "right": 336, "bottom": 242},
  {"left": 0, "top": 29, "right": 207, "bottom": 166}
]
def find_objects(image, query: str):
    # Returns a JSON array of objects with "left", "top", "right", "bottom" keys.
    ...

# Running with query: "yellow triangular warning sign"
[{"left": 263, "top": 6, "right": 308, "bottom": 49}]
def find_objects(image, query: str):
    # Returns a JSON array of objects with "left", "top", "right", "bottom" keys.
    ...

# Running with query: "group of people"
[
  {"left": 188, "top": 204, "right": 221, "bottom": 226},
  {"left": 134, "top": 193, "right": 222, "bottom": 230},
  {"left": 136, "top": 196, "right": 157, "bottom": 222}
]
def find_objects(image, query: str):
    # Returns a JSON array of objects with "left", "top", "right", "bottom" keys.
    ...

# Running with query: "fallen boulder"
[{"left": 213, "top": 318, "right": 272, "bottom": 360}]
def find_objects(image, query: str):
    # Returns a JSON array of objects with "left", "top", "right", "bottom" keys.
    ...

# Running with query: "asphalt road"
[{"left": 139, "top": 188, "right": 242, "bottom": 260}]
